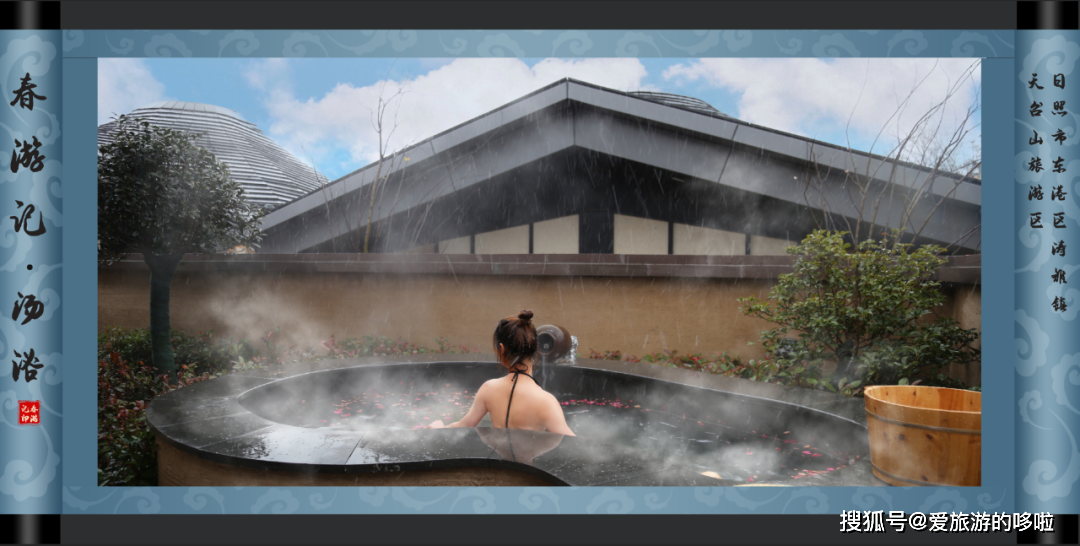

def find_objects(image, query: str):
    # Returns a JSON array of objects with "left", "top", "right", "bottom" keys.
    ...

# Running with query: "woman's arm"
[
  {"left": 429, "top": 386, "right": 489, "bottom": 429},
  {"left": 541, "top": 394, "right": 576, "bottom": 436}
]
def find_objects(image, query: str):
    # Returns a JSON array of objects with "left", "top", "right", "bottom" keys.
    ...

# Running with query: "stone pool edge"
[{"left": 145, "top": 354, "right": 876, "bottom": 487}]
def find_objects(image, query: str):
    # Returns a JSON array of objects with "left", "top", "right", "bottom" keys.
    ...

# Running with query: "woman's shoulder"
[
  {"left": 536, "top": 390, "right": 563, "bottom": 418},
  {"left": 478, "top": 378, "right": 503, "bottom": 392},
  {"left": 470, "top": 379, "right": 498, "bottom": 404}
]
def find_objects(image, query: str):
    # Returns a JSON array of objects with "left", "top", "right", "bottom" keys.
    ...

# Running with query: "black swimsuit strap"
[{"left": 504, "top": 371, "right": 535, "bottom": 430}]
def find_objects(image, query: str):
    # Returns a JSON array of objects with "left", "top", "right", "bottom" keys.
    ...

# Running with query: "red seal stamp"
[{"left": 18, "top": 400, "right": 40, "bottom": 425}]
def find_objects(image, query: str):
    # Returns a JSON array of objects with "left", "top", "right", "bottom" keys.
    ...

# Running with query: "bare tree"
[
  {"left": 800, "top": 59, "right": 982, "bottom": 253},
  {"left": 362, "top": 83, "right": 407, "bottom": 253},
  {"left": 300, "top": 146, "right": 340, "bottom": 252},
  {"left": 369, "top": 127, "right": 504, "bottom": 253},
  {"left": 308, "top": 81, "right": 420, "bottom": 254},
  {"left": 308, "top": 80, "right": 504, "bottom": 255}
]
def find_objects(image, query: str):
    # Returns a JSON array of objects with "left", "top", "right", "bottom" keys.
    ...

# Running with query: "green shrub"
[
  {"left": 97, "top": 327, "right": 272, "bottom": 486},
  {"left": 586, "top": 349, "right": 626, "bottom": 361},
  {"left": 97, "top": 351, "right": 213, "bottom": 486},
  {"left": 739, "top": 229, "right": 980, "bottom": 392},
  {"left": 98, "top": 327, "right": 259, "bottom": 376}
]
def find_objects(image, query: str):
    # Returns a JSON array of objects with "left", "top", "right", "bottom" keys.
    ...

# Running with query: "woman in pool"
[{"left": 427, "top": 310, "right": 575, "bottom": 436}]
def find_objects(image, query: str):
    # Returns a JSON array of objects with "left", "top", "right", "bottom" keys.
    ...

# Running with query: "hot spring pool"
[{"left": 147, "top": 356, "right": 879, "bottom": 487}]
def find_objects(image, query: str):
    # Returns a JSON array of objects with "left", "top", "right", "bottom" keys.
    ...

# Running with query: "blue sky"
[{"left": 99, "top": 57, "right": 981, "bottom": 181}]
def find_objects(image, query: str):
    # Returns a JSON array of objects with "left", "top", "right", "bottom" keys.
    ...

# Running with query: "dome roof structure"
[
  {"left": 98, "top": 101, "right": 328, "bottom": 210},
  {"left": 626, "top": 91, "right": 736, "bottom": 120}
]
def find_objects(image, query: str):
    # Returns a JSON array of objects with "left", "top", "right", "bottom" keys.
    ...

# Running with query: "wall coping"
[{"left": 101, "top": 253, "right": 981, "bottom": 284}]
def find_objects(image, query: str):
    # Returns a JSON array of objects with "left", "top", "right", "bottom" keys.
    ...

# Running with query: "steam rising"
[{"left": 238, "top": 363, "right": 865, "bottom": 484}]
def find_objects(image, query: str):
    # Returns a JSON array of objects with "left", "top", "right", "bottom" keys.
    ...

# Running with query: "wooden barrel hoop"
[
  {"left": 865, "top": 409, "right": 981, "bottom": 435},
  {"left": 870, "top": 462, "right": 963, "bottom": 487}
]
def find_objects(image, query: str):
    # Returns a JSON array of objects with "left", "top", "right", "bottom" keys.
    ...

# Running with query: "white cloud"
[
  {"left": 97, "top": 59, "right": 172, "bottom": 125},
  {"left": 662, "top": 58, "right": 981, "bottom": 159},
  {"left": 251, "top": 58, "right": 652, "bottom": 171},
  {"left": 243, "top": 58, "right": 290, "bottom": 92}
]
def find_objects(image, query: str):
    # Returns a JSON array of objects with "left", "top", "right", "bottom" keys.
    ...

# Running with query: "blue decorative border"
[
  {"left": 1, "top": 29, "right": 64, "bottom": 516},
  {"left": 59, "top": 30, "right": 1013, "bottom": 59},
  {"left": 1014, "top": 31, "right": 1080, "bottom": 515},
  {"left": 59, "top": 30, "right": 1009, "bottom": 515}
]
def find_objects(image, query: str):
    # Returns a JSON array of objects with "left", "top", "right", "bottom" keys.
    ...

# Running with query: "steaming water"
[
  {"left": 267, "top": 378, "right": 853, "bottom": 482},
  {"left": 560, "top": 400, "right": 853, "bottom": 482},
  {"left": 268, "top": 382, "right": 476, "bottom": 430}
]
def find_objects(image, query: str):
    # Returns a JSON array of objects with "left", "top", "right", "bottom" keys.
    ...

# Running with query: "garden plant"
[{"left": 738, "top": 229, "right": 980, "bottom": 395}]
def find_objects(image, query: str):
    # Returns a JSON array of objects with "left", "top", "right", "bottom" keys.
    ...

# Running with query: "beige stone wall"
[
  {"left": 475, "top": 224, "right": 529, "bottom": 254},
  {"left": 613, "top": 214, "right": 667, "bottom": 255},
  {"left": 438, "top": 235, "right": 471, "bottom": 254},
  {"left": 100, "top": 268, "right": 782, "bottom": 362},
  {"left": 533, "top": 215, "right": 579, "bottom": 254},
  {"left": 750, "top": 234, "right": 796, "bottom": 256},
  {"left": 100, "top": 269, "right": 982, "bottom": 386},
  {"left": 673, "top": 223, "right": 745, "bottom": 256},
  {"left": 942, "top": 283, "right": 982, "bottom": 386}
]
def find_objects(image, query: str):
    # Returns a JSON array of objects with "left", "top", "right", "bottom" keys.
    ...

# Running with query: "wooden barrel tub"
[{"left": 864, "top": 385, "right": 981, "bottom": 487}]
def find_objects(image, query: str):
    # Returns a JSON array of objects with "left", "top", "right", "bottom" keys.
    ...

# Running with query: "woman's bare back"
[
  {"left": 430, "top": 373, "right": 574, "bottom": 436},
  {"left": 425, "top": 309, "right": 573, "bottom": 436},
  {"left": 480, "top": 375, "right": 560, "bottom": 432}
]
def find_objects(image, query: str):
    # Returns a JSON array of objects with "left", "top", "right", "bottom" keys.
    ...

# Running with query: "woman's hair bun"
[{"left": 517, "top": 309, "right": 534, "bottom": 321}]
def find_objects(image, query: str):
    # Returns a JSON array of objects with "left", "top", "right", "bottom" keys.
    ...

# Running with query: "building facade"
[{"left": 257, "top": 79, "right": 981, "bottom": 256}]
